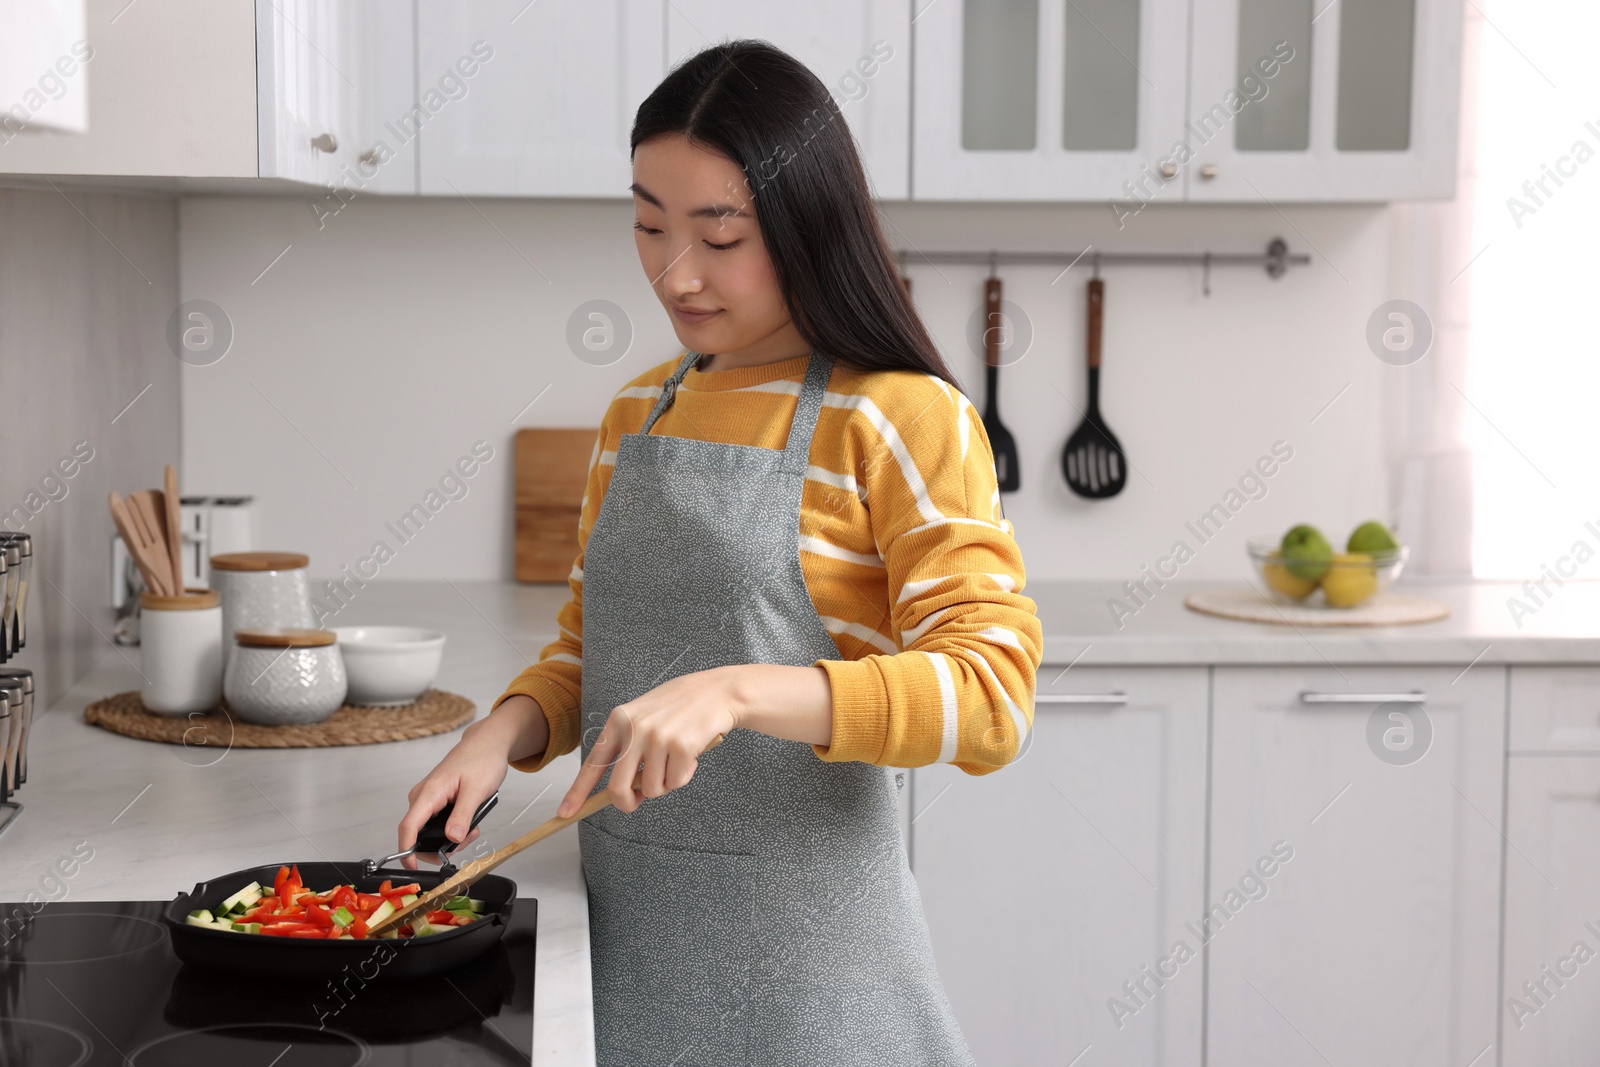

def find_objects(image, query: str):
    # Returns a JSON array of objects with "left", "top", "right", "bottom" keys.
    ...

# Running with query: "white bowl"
[{"left": 330, "top": 626, "right": 446, "bottom": 706}]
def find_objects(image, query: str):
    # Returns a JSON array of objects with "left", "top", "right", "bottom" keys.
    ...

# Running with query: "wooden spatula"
[
  {"left": 163, "top": 465, "right": 184, "bottom": 593},
  {"left": 1062, "top": 278, "right": 1128, "bottom": 499},
  {"left": 108, "top": 492, "right": 174, "bottom": 596},
  {"left": 131, "top": 489, "right": 179, "bottom": 595},
  {"left": 368, "top": 733, "right": 728, "bottom": 935}
]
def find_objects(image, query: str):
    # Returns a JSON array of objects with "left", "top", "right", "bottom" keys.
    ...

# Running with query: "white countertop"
[
  {"left": 4, "top": 576, "right": 1596, "bottom": 1063},
  {"left": 1031, "top": 576, "right": 1600, "bottom": 665}
]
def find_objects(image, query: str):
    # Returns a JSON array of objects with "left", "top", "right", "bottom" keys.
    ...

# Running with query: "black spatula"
[
  {"left": 1062, "top": 277, "right": 1127, "bottom": 498},
  {"left": 983, "top": 277, "right": 1020, "bottom": 492}
]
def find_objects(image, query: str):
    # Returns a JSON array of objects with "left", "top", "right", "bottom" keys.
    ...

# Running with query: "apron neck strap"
[
  {"left": 639, "top": 348, "right": 834, "bottom": 474},
  {"left": 782, "top": 347, "right": 832, "bottom": 472}
]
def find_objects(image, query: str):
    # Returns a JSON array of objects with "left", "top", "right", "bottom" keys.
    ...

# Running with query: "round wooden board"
[
  {"left": 84, "top": 688, "right": 475, "bottom": 748},
  {"left": 1184, "top": 586, "right": 1451, "bottom": 627}
]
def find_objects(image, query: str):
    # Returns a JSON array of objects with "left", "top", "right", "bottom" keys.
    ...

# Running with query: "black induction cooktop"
[{"left": 0, "top": 898, "right": 538, "bottom": 1066}]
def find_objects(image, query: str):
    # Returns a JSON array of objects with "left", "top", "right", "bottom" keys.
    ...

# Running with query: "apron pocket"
[{"left": 580, "top": 819, "right": 758, "bottom": 1067}]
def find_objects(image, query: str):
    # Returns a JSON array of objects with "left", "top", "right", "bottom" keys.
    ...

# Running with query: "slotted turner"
[{"left": 1062, "top": 277, "right": 1127, "bottom": 499}]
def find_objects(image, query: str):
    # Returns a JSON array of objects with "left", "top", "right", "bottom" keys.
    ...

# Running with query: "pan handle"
[{"left": 364, "top": 790, "right": 500, "bottom": 875}]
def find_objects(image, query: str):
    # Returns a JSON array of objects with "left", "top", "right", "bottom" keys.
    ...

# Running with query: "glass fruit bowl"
[{"left": 1246, "top": 539, "right": 1408, "bottom": 608}]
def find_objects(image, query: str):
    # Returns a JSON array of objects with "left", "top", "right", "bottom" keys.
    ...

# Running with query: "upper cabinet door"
[
  {"left": 258, "top": 0, "right": 419, "bottom": 194},
  {"left": 664, "top": 1, "right": 911, "bottom": 199},
  {"left": 417, "top": 0, "right": 665, "bottom": 197},
  {"left": 340, "top": 0, "right": 421, "bottom": 196},
  {"left": 912, "top": 0, "right": 1190, "bottom": 201},
  {"left": 1185, "top": 0, "right": 1462, "bottom": 201},
  {"left": 257, "top": 0, "right": 348, "bottom": 186}
]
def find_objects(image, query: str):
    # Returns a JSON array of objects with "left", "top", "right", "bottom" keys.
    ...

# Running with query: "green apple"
[
  {"left": 1280, "top": 524, "right": 1333, "bottom": 581},
  {"left": 1347, "top": 519, "right": 1399, "bottom": 556}
]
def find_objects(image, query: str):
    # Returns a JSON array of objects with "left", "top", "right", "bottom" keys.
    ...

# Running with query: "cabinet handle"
[
  {"left": 1036, "top": 692, "right": 1128, "bottom": 705},
  {"left": 1299, "top": 691, "right": 1426, "bottom": 704},
  {"left": 1158, "top": 161, "right": 1178, "bottom": 179},
  {"left": 1199, "top": 163, "right": 1219, "bottom": 180},
  {"left": 311, "top": 132, "right": 339, "bottom": 153}
]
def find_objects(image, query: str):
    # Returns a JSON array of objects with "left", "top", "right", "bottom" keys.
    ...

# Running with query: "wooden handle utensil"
[
  {"left": 368, "top": 732, "right": 729, "bottom": 935},
  {"left": 109, "top": 492, "right": 173, "bottom": 596},
  {"left": 163, "top": 465, "right": 184, "bottom": 593}
]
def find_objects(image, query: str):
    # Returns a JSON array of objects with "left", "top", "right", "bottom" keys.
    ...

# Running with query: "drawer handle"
[
  {"left": 1299, "top": 691, "right": 1426, "bottom": 704},
  {"left": 1036, "top": 692, "right": 1128, "bottom": 705}
]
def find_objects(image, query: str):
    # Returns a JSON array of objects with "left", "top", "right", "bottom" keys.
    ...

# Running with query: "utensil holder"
[{"left": 139, "top": 588, "right": 224, "bottom": 715}]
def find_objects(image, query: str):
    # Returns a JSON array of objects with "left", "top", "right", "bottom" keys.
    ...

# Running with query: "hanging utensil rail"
[{"left": 892, "top": 238, "right": 1308, "bottom": 293}]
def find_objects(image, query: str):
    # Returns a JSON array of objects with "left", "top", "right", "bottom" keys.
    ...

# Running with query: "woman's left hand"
[{"left": 556, "top": 666, "right": 741, "bottom": 817}]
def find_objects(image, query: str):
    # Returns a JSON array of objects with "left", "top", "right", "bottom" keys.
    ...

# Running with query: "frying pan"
[
  {"left": 163, "top": 861, "right": 517, "bottom": 982},
  {"left": 164, "top": 793, "right": 509, "bottom": 981}
]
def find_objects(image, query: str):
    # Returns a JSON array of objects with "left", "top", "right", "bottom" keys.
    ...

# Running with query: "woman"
[{"left": 399, "top": 39, "right": 1042, "bottom": 1066}]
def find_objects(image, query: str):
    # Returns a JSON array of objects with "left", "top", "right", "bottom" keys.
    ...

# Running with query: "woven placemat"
[
  {"left": 84, "top": 688, "right": 475, "bottom": 748},
  {"left": 1184, "top": 586, "right": 1451, "bottom": 627}
]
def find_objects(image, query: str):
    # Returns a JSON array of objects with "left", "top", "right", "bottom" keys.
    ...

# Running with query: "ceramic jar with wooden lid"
[
  {"left": 223, "top": 627, "right": 347, "bottom": 725},
  {"left": 140, "top": 587, "right": 224, "bottom": 715},
  {"left": 209, "top": 551, "right": 315, "bottom": 668}
]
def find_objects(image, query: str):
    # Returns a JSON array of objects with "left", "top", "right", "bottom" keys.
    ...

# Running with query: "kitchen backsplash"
[
  {"left": 0, "top": 185, "right": 180, "bottom": 709},
  {"left": 177, "top": 193, "right": 1409, "bottom": 590}
]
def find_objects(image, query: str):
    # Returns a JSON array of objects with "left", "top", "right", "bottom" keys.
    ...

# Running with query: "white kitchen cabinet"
[
  {"left": 416, "top": 0, "right": 665, "bottom": 197},
  {"left": 1206, "top": 666, "right": 1503, "bottom": 1066},
  {"left": 1502, "top": 755, "right": 1600, "bottom": 1066},
  {"left": 912, "top": 0, "right": 1191, "bottom": 202},
  {"left": 0, "top": 0, "right": 87, "bottom": 135},
  {"left": 0, "top": 0, "right": 259, "bottom": 178},
  {"left": 664, "top": 1, "right": 910, "bottom": 199},
  {"left": 1508, "top": 665, "right": 1600, "bottom": 754},
  {"left": 911, "top": 667, "right": 1207, "bottom": 1066},
  {"left": 1185, "top": 0, "right": 1463, "bottom": 201},
  {"left": 257, "top": 0, "right": 420, "bottom": 196}
]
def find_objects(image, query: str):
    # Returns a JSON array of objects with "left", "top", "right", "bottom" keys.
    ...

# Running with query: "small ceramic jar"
[
  {"left": 210, "top": 551, "right": 315, "bottom": 668},
  {"left": 224, "top": 627, "right": 347, "bottom": 725},
  {"left": 139, "top": 588, "right": 224, "bottom": 715}
]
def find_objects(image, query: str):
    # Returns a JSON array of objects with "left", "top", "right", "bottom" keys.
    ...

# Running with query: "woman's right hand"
[{"left": 396, "top": 696, "right": 547, "bottom": 870}]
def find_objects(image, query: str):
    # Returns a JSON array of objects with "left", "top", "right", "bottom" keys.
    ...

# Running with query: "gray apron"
[{"left": 578, "top": 347, "right": 976, "bottom": 1066}]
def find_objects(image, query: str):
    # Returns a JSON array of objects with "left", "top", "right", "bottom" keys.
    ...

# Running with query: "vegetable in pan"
[{"left": 183, "top": 864, "right": 486, "bottom": 940}]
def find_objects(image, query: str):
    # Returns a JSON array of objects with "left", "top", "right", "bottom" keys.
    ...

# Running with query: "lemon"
[
  {"left": 1262, "top": 552, "right": 1318, "bottom": 599},
  {"left": 1320, "top": 552, "right": 1379, "bottom": 608}
]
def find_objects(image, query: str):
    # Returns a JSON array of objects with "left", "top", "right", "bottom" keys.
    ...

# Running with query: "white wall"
[{"left": 178, "top": 193, "right": 1408, "bottom": 597}]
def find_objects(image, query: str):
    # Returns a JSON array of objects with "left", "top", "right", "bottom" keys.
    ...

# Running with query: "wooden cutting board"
[{"left": 515, "top": 428, "right": 596, "bottom": 583}]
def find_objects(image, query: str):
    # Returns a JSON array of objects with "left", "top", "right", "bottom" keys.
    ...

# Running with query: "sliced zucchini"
[
  {"left": 216, "top": 881, "right": 262, "bottom": 915},
  {"left": 231, "top": 921, "right": 262, "bottom": 934},
  {"left": 398, "top": 893, "right": 418, "bottom": 907},
  {"left": 187, "top": 908, "right": 214, "bottom": 923},
  {"left": 184, "top": 914, "right": 214, "bottom": 928},
  {"left": 330, "top": 905, "right": 355, "bottom": 928},
  {"left": 367, "top": 899, "right": 396, "bottom": 927}
]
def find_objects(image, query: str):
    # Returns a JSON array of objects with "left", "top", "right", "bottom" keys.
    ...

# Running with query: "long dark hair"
[{"left": 631, "top": 39, "right": 958, "bottom": 387}]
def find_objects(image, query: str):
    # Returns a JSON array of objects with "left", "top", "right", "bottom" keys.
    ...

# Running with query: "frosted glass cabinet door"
[
  {"left": 1206, "top": 666, "right": 1503, "bottom": 1066},
  {"left": 911, "top": 667, "right": 1207, "bottom": 1066},
  {"left": 912, "top": 0, "right": 1191, "bottom": 202},
  {"left": 1185, "top": 0, "right": 1463, "bottom": 201},
  {"left": 417, "top": 1, "right": 666, "bottom": 197},
  {"left": 664, "top": 1, "right": 910, "bottom": 199}
]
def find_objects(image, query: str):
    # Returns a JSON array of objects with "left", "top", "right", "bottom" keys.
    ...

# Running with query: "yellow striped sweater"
[{"left": 494, "top": 350, "right": 1043, "bottom": 776}]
